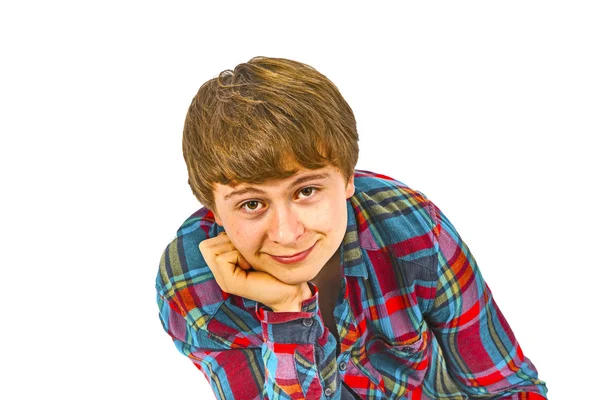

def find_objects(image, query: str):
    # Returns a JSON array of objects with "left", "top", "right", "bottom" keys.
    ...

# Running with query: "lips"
[{"left": 269, "top": 243, "right": 316, "bottom": 264}]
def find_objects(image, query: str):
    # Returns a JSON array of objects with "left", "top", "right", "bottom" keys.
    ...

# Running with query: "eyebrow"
[{"left": 223, "top": 173, "right": 331, "bottom": 201}]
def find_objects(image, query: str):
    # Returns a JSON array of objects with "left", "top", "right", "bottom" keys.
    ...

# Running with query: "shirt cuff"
[{"left": 256, "top": 282, "right": 324, "bottom": 344}]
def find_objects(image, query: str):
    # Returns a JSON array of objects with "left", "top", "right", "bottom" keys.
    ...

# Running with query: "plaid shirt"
[{"left": 156, "top": 170, "right": 547, "bottom": 399}]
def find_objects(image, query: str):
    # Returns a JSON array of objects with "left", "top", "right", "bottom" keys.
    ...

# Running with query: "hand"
[{"left": 199, "top": 232, "right": 312, "bottom": 312}]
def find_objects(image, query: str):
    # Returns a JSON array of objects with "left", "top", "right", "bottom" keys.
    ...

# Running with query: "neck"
[{"left": 310, "top": 247, "right": 342, "bottom": 289}]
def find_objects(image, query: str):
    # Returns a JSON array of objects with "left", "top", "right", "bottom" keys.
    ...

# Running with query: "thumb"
[{"left": 237, "top": 252, "right": 253, "bottom": 270}]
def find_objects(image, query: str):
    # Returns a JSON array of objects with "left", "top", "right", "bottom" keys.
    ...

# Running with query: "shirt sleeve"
[
  {"left": 157, "top": 283, "right": 341, "bottom": 400},
  {"left": 157, "top": 292, "right": 266, "bottom": 400},
  {"left": 256, "top": 283, "right": 341, "bottom": 399},
  {"left": 424, "top": 203, "right": 548, "bottom": 399}
]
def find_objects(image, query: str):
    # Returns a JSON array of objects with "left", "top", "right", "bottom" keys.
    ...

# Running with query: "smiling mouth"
[
  {"left": 274, "top": 247, "right": 312, "bottom": 258},
  {"left": 268, "top": 242, "right": 317, "bottom": 264}
]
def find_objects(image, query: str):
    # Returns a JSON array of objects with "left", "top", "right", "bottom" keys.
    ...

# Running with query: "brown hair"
[{"left": 182, "top": 56, "right": 359, "bottom": 210}]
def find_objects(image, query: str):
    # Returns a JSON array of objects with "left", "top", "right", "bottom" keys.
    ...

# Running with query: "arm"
[
  {"left": 157, "top": 285, "right": 340, "bottom": 400},
  {"left": 157, "top": 231, "right": 342, "bottom": 400},
  {"left": 157, "top": 293, "right": 266, "bottom": 400},
  {"left": 424, "top": 203, "right": 548, "bottom": 399}
]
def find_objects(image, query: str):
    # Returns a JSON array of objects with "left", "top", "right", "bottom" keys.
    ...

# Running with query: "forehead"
[{"left": 214, "top": 166, "right": 341, "bottom": 201}]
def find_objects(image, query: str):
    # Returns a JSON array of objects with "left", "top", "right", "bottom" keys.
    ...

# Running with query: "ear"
[
  {"left": 345, "top": 175, "right": 355, "bottom": 199},
  {"left": 212, "top": 209, "right": 224, "bottom": 226}
]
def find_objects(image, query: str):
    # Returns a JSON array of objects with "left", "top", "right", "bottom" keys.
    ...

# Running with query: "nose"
[{"left": 267, "top": 205, "right": 304, "bottom": 245}]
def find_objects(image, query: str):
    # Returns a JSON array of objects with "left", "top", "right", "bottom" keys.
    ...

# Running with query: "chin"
[
  {"left": 277, "top": 274, "right": 309, "bottom": 286},
  {"left": 276, "top": 269, "right": 316, "bottom": 286}
]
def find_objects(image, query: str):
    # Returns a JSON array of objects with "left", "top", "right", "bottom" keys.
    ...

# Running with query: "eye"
[
  {"left": 239, "top": 200, "right": 265, "bottom": 214},
  {"left": 298, "top": 187, "right": 319, "bottom": 199}
]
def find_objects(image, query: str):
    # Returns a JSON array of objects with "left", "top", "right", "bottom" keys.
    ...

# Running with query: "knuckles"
[{"left": 198, "top": 236, "right": 245, "bottom": 296}]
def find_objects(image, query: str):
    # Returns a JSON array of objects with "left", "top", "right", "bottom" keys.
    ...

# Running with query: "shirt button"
[
  {"left": 324, "top": 387, "right": 333, "bottom": 397},
  {"left": 302, "top": 318, "right": 314, "bottom": 327},
  {"left": 339, "top": 361, "right": 347, "bottom": 371}
]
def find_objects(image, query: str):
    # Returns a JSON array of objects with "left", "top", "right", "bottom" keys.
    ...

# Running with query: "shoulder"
[
  {"left": 155, "top": 207, "right": 229, "bottom": 329},
  {"left": 351, "top": 170, "right": 440, "bottom": 268},
  {"left": 156, "top": 207, "right": 217, "bottom": 292},
  {"left": 353, "top": 169, "right": 431, "bottom": 207}
]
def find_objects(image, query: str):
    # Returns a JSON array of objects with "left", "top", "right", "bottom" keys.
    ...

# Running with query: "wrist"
[{"left": 271, "top": 283, "right": 312, "bottom": 312}]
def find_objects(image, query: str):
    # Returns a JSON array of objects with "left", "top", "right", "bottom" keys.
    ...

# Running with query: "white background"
[{"left": 1, "top": 1, "right": 598, "bottom": 399}]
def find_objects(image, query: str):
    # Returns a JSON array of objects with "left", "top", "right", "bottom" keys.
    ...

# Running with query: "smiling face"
[{"left": 211, "top": 165, "right": 355, "bottom": 286}]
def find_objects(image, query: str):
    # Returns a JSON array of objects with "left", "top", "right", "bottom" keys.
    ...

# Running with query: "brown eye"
[
  {"left": 240, "top": 200, "right": 264, "bottom": 214},
  {"left": 299, "top": 187, "right": 318, "bottom": 198},
  {"left": 246, "top": 201, "right": 259, "bottom": 209}
]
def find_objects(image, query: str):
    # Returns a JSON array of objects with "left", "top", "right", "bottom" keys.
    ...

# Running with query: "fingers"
[
  {"left": 213, "top": 249, "right": 256, "bottom": 294},
  {"left": 237, "top": 254, "right": 252, "bottom": 270},
  {"left": 212, "top": 232, "right": 252, "bottom": 269},
  {"left": 198, "top": 232, "right": 254, "bottom": 295},
  {"left": 199, "top": 232, "right": 234, "bottom": 254}
]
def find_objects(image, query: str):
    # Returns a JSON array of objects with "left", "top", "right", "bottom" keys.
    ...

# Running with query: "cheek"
[
  {"left": 306, "top": 199, "right": 346, "bottom": 234},
  {"left": 227, "top": 223, "right": 262, "bottom": 253},
  {"left": 305, "top": 204, "right": 331, "bottom": 230}
]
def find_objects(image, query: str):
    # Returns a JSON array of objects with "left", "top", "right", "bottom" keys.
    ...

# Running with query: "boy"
[{"left": 156, "top": 57, "right": 547, "bottom": 399}]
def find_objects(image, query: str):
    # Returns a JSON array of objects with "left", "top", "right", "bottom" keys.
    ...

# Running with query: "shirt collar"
[{"left": 341, "top": 197, "right": 369, "bottom": 278}]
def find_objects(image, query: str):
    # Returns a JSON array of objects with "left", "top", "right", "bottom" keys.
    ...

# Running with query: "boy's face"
[{"left": 212, "top": 164, "right": 355, "bottom": 286}]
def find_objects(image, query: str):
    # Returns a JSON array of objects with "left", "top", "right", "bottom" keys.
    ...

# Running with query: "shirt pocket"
[
  {"left": 365, "top": 330, "right": 430, "bottom": 398},
  {"left": 367, "top": 330, "right": 428, "bottom": 363},
  {"left": 388, "top": 331, "right": 428, "bottom": 357}
]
